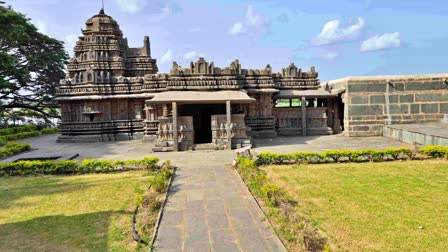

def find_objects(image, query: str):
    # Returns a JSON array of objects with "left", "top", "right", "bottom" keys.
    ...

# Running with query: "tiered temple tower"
[{"left": 67, "top": 8, "right": 157, "bottom": 84}]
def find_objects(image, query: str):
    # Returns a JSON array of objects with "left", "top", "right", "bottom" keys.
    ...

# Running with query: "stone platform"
[{"left": 383, "top": 122, "right": 448, "bottom": 146}]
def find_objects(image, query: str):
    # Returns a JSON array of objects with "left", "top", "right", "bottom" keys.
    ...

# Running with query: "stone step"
[{"left": 193, "top": 143, "right": 216, "bottom": 150}]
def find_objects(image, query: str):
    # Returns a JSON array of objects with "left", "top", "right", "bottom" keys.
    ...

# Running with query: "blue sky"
[{"left": 7, "top": 0, "right": 448, "bottom": 81}]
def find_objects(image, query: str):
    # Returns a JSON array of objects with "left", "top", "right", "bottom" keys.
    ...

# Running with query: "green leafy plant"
[
  {"left": 0, "top": 142, "right": 31, "bottom": 159},
  {"left": 419, "top": 146, "right": 448, "bottom": 159},
  {"left": 0, "top": 157, "right": 161, "bottom": 177}
]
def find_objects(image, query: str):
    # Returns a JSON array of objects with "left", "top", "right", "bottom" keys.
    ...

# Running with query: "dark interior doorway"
[
  {"left": 179, "top": 104, "right": 226, "bottom": 144},
  {"left": 337, "top": 95, "right": 345, "bottom": 131}
]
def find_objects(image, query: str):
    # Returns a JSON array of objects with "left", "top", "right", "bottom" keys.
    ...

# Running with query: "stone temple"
[{"left": 56, "top": 9, "right": 448, "bottom": 150}]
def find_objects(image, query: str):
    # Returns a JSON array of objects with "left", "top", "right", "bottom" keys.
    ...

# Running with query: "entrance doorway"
[{"left": 179, "top": 104, "right": 226, "bottom": 143}]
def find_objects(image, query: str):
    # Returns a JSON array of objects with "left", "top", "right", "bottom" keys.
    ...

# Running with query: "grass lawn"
[
  {"left": 263, "top": 160, "right": 448, "bottom": 251},
  {"left": 0, "top": 171, "right": 152, "bottom": 251}
]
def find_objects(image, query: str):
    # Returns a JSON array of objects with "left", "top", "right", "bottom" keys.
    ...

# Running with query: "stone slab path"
[{"left": 154, "top": 163, "right": 286, "bottom": 252}]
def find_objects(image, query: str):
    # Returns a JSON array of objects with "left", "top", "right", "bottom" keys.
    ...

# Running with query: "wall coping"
[{"left": 325, "top": 73, "right": 448, "bottom": 85}]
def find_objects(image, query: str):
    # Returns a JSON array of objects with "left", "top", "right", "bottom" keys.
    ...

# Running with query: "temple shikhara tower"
[{"left": 57, "top": 9, "right": 341, "bottom": 151}]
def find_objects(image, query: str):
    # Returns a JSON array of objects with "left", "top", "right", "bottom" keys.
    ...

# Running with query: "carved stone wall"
[{"left": 211, "top": 114, "right": 251, "bottom": 149}]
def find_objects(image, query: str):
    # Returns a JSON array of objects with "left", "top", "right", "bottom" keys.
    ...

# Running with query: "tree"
[{"left": 0, "top": 2, "right": 68, "bottom": 125}]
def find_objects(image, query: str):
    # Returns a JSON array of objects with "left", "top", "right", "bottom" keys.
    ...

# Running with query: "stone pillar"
[
  {"left": 162, "top": 104, "right": 169, "bottom": 117},
  {"left": 226, "top": 100, "right": 232, "bottom": 150},
  {"left": 333, "top": 99, "right": 342, "bottom": 134},
  {"left": 144, "top": 105, "right": 150, "bottom": 120},
  {"left": 301, "top": 96, "right": 307, "bottom": 136},
  {"left": 327, "top": 98, "right": 334, "bottom": 127},
  {"left": 172, "top": 102, "right": 178, "bottom": 152}
]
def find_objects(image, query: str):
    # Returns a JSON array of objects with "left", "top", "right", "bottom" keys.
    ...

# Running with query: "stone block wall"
[{"left": 328, "top": 74, "right": 448, "bottom": 136}]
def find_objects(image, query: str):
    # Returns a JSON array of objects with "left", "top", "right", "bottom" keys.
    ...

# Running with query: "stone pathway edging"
[
  {"left": 230, "top": 164, "right": 288, "bottom": 252},
  {"left": 150, "top": 166, "right": 177, "bottom": 251}
]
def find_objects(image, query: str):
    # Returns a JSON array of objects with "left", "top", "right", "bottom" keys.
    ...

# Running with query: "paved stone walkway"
[{"left": 154, "top": 163, "right": 286, "bottom": 252}]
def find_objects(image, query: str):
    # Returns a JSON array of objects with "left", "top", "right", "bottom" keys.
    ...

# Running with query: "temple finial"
[{"left": 99, "top": 0, "right": 105, "bottom": 14}]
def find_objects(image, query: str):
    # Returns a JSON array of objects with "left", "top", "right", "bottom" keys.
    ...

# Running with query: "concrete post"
[
  {"left": 226, "top": 100, "right": 232, "bottom": 150},
  {"left": 301, "top": 96, "right": 307, "bottom": 136},
  {"left": 172, "top": 102, "right": 178, "bottom": 151}
]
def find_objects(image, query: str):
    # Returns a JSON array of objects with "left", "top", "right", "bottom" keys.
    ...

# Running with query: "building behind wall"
[{"left": 56, "top": 9, "right": 340, "bottom": 150}]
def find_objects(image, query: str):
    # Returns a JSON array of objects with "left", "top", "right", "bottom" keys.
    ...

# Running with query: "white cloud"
[
  {"left": 35, "top": 20, "right": 48, "bottom": 34},
  {"left": 228, "top": 5, "right": 270, "bottom": 36},
  {"left": 183, "top": 51, "right": 205, "bottom": 60},
  {"left": 147, "top": 4, "right": 171, "bottom": 22},
  {"left": 313, "top": 17, "right": 365, "bottom": 45},
  {"left": 360, "top": 32, "right": 401, "bottom": 52},
  {"left": 183, "top": 51, "right": 197, "bottom": 60},
  {"left": 229, "top": 22, "right": 244, "bottom": 35},
  {"left": 246, "top": 6, "right": 261, "bottom": 26},
  {"left": 160, "top": 49, "right": 173, "bottom": 64},
  {"left": 115, "top": 0, "right": 145, "bottom": 14},
  {"left": 324, "top": 52, "right": 338, "bottom": 59}
]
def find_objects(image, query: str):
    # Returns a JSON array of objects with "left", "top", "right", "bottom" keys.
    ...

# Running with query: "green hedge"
[
  {"left": 0, "top": 127, "right": 58, "bottom": 146},
  {"left": 0, "top": 142, "right": 32, "bottom": 159},
  {"left": 40, "top": 128, "right": 59, "bottom": 135},
  {"left": 419, "top": 146, "right": 448, "bottom": 159},
  {"left": 0, "top": 157, "right": 160, "bottom": 176},
  {"left": 256, "top": 146, "right": 448, "bottom": 166},
  {"left": 0, "top": 131, "right": 42, "bottom": 142},
  {"left": 0, "top": 125, "right": 38, "bottom": 136}
]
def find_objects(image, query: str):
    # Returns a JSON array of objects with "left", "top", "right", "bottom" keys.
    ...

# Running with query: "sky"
[{"left": 6, "top": 0, "right": 448, "bottom": 81}]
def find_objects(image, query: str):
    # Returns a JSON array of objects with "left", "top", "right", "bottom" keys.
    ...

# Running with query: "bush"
[
  {"left": 256, "top": 147, "right": 421, "bottom": 165},
  {"left": 0, "top": 160, "right": 78, "bottom": 176},
  {"left": 0, "top": 131, "right": 41, "bottom": 142},
  {"left": 0, "top": 142, "right": 32, "bottom": 159},
  {"left": 0, "top": 156, "right": 161, "bottom": 177},
  {"left": 143, "top": 157, "right": 160, "bottom": 171},
  {"left": 150, "top": 174, "right": 168, "bottom": 193},
  {"left": 260, "top": 184, "right": 286, "bottom": 207},
  {"left": 80, "top": 159, "right": 115, "bottom": 173},
  {"left": 0, "top": 125, "right": 38, "bottom": 136},
  {"left": 0, "top": 127, "right": 58, "bottom": 144},
  {"left": 40, "top": 127, "right": 59, "bottom": 135},
  {"left": 419, "top": 146, "right": 448, "bottom": 159}
]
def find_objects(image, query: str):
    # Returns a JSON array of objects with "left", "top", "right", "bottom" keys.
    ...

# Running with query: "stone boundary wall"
[{"left": 328, "top": 74, "right": 448, "bottom": 136}]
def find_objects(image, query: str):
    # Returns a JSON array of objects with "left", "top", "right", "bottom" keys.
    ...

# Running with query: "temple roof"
[{"left": 146, "top": 91, "right": 255, "bottom": 104}]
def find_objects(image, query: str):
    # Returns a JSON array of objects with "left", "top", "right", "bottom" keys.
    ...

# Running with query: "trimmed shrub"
[
  {"left": 419, "top": 146, "right": 448, "bottom": 159},
  {"left": 0, "top": 131, "right": 41, "bottom": 142},
  {"left": 0, "top": 160, "right": 78, "bottom": 176},
  {"left": 0, "top": 125, "right": 38, "bottom": 135},
  {"left": 0, "top": 127, "right": 58, "bottom": 145},
  {"left": 0, "top": 157, "right": 161, "bottom": 177},
  {"left": 142, "top": 157, "right": 160, "bottom": 171},
  {"left": 256, "top": 147, "right": 422, "bottom": 165},
  {"left": 0, "top": 142, "right": 32, "bottom": 159},
  {"left": 80, "top": 159, "right": 115, "bottom": 173},
  {"left": 40, "top": 127, "right": 59, "bottom": 135}
]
